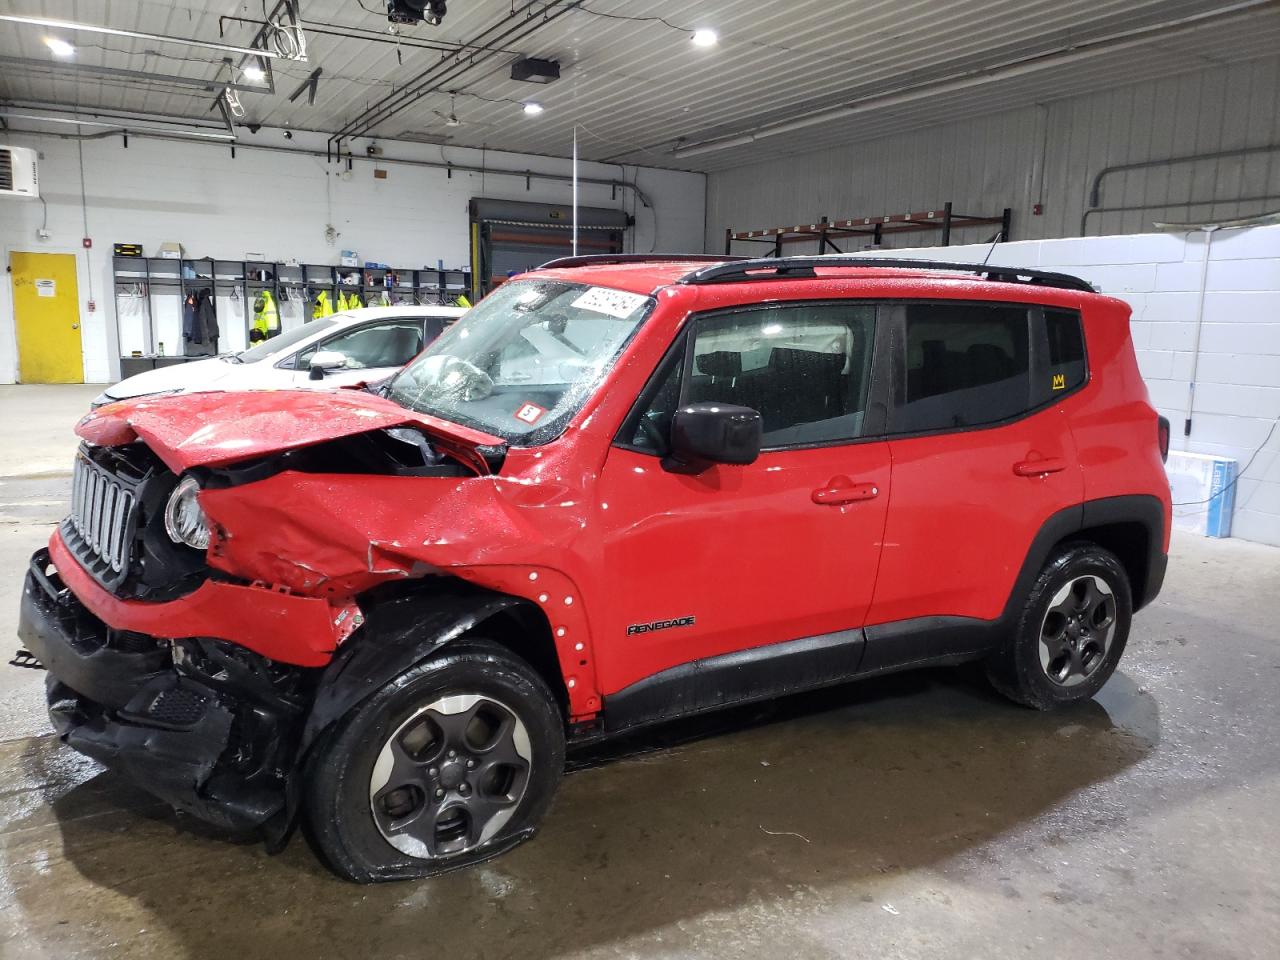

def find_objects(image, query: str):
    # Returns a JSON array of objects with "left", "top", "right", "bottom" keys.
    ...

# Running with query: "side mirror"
[
  {"left": 308, "top": 350, "right": 347, "bottom": 380},
  {"left": 664, "top": 402, "right": 762, "bottom": 474}
]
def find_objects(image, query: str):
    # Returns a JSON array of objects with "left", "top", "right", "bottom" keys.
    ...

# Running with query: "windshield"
[
  {"left": 386, "top": 278, "right": 655, "bottom": 444},
  {"left": 234, "top": 316, "right": 340, "bottom": 363}
]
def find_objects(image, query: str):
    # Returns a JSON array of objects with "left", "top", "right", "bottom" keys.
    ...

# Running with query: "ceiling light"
[
  {"left": 44, "top": 36, "right": 75, "bottom": 57},
  {"left": 523, "top": 102, "right": 544, "bottom": 116},
  {"left": 690, "top": 29, "right": 718, "bottom": 47},
  {"left": 242, "top": 64, "right": 266, "bottom": 82}
]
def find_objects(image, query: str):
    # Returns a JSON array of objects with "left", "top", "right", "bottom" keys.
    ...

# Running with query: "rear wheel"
[
  {"left": 987, "top": 543, "right": 1132, "bottom": 710},
  {"left": 305, "top": 638, "right": 564, "bottom": 882}
]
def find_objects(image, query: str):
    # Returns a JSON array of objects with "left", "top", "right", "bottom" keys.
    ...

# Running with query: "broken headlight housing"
[{"left": 164, "top": 475, "right": 211, "bottom": 550}]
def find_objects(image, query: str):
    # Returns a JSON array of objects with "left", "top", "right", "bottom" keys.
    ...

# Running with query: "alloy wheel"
[
  {"left": 1038, "top": 574, "right": 1117, "bottom": 687},
  {"left": 369, "top": 693, "right": 532, "bottom": 859}
]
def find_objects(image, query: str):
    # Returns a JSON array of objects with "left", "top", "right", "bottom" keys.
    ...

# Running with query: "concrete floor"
[{"left": 2, "top": 385, "right": 1279, "bottom": 959}]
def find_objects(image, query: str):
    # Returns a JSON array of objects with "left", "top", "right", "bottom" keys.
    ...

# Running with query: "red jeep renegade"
[{"left": 16, "top": 255, "right": 1171, "bottom": 881}]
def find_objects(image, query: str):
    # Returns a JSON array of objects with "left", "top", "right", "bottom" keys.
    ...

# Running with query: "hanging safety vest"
[
  {"left": 252, "top": 290, "right": 280, "bottom": 340},
  {"left": 313, "top": 290, "right": 334, "bottom": 319}
]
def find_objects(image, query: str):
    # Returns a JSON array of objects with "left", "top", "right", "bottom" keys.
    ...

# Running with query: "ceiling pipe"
[
  {"left": 0, "top": 114, "right": 236, "bottom": 140},
  {"left": 4, "top": 125, "right": 653, "bottom": 206},
  {"left": 2, "top": 100, "right": 234, "bottom": 132},
  {"left": 0, "top": 13, "right": 288, "bottom": 59},
  {"left": 0, "top": 54, "right": 268, "bottom": 94},
  {"left": 218, "top": 14, "right": 522, "bottom": 57},
  {"left": 1090, "top": 143, "right": 1280, "bottom": 208},
  {"left": 671, "top": 0, "right": 1279, "bottom": 159},
  {"left": 329, "top": 0, "right": 582, "bottom": 150}
]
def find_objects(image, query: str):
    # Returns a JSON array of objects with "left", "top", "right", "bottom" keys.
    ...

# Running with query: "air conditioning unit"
[{"left": 0, "top": 145, "right": 39, "bottom": 198}]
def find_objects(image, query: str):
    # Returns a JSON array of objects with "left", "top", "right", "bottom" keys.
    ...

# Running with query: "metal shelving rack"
[
  {"left": 112, "top": 257, "right": 471, "bottom": 377},
  {"left": 724, "top": 202, "right": 1013, "bottom": 255}
]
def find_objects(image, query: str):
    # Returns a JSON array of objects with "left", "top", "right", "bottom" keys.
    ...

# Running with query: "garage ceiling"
[{"left": 2, "top": 0, "right": 1279, "bottom": 171}]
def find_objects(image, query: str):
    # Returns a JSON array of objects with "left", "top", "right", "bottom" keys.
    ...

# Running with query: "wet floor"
[{"left": 2, "top": 387, "right": 1279, "bottom": 958}]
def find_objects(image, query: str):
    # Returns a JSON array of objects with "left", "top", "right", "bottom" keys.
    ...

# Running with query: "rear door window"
[{"left": 892, "top": 302, "right": 1032, "bottom": 433}]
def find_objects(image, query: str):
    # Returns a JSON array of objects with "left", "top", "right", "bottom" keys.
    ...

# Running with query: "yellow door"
[{"left": 11, "top": 252, "right": 84, "bottom": 383}]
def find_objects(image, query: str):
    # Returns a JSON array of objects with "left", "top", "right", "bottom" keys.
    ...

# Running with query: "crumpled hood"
[{"left": 76, "top": 388, "right": 504, "bottom": 473}]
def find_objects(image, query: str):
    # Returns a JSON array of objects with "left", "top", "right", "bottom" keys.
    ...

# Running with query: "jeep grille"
[{"left": 64, "top": 453, "right": 140, "bottom": 588}]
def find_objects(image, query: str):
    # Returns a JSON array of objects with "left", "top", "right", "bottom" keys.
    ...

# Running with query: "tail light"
[{"left": 1157, "top": 416, "right": 1170, "bottom": 463}]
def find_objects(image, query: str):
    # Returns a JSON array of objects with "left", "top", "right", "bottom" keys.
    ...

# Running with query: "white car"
[{"left": 93, "top": 306, "right": 466, "bottom": 408}]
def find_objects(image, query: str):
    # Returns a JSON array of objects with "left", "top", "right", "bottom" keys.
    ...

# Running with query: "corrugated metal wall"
[{"left": 706, "top": 55, "right": 1280, "bottom": 253}]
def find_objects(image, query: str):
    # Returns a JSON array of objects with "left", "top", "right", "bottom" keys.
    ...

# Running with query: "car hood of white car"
[{"left": 102, "top": 356, "right": 253, "bottom": 401}]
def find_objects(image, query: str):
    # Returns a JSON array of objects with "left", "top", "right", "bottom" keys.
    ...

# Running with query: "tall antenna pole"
[{"left": 572, "top": 126, "right": 580, "bottom": 256}]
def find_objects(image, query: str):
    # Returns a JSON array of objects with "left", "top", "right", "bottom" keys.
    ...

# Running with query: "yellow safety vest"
[
  {"left": 313, "top": 290, "right": 334, "bottom": 319},
  {"left": 252, "top": 290, "right": 279, "bottom": 339}
]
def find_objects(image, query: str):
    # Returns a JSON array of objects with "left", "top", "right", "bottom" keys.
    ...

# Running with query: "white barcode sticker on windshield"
[{"left": 571, "top": 286, "right": 647, "bottom": 319}]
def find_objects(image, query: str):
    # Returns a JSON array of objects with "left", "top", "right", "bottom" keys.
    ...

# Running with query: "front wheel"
[
  {"left": 987, "top": 543, "right": 1133, "bottom": 710},
  {"left": 304, "top": 638, "right": 565, "bottom": 882}
]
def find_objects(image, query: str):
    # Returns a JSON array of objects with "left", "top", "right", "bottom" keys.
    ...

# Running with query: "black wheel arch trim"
[
  {"left": 299, "top": 582, "right": 532, "bottom": 758},
  {"left": 1009, "top": 494, "right": 1167, "bottom": 618}
]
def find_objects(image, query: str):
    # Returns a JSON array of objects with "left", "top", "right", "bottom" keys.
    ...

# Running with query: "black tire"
[
  {"left": 304, "top": 638, "right": 565, "bottom": 883},
  {"left": 986, "top": 543, "right": 1133, "bottom": 710}
]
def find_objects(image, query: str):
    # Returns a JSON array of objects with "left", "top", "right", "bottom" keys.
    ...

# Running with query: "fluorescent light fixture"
[
  {"left": 523, "top": 102, "right": 544, "bottom": 116},
  {"left": 690, "top": 28, "right": 718, "bottom": 47},
  {"left": 242, "top": 64, "right": 266, "bottom": 82},
  {"left": 1, "top": 14, "right": 286, "bottom": 59},
  {"left": 44, "top": 36, "right": 75, "bottom": 57}
]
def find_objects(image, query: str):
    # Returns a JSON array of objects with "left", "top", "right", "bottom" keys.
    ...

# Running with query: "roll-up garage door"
[{"left": 470, "top": 198, "right": 631, "bottom": 296}]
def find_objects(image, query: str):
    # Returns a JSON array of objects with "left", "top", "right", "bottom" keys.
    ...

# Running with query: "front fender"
[{"left": 299, "top": 582, "right": 526, "bottom": 756}]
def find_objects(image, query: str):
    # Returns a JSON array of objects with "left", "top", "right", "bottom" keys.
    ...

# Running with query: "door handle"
[
  {"left": 812, "top": 477, "right": 880, "bottom": 505},
  {"left": 1013, "top": 457, "right": 1067, "bottom": 477}
]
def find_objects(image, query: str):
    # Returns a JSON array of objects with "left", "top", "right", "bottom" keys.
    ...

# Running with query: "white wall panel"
[
  {"left": 0, "top": 129, "right": 705, "bottom": 384},
  {"left": 707, "top": 56, "right": 1280, "bottom": 253}
]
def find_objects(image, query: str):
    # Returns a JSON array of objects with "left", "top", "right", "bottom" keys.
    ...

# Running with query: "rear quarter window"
[{"left": 1037, "top": 307, "right": 1087, "bottom": 403}]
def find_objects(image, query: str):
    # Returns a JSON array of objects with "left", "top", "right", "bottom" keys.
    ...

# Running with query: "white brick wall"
[{"left": 869, "top": 225, "right": 1280, "bottom": 547}]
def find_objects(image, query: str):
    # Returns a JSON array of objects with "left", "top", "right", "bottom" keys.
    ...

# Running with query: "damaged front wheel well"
[
  {"left": 467, "top": 605, "right": 570, "bottom": 721},
  {"left": 300, "top": 578, "right": 572, "bottom": 761}
]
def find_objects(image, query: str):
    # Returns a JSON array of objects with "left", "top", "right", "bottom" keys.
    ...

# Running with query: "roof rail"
[
  {"left": 537, "top": 253, "right": 741, "bottom": 270},
  {"left": 678, "top": 256, "right": 1096, "bottom": 293}
]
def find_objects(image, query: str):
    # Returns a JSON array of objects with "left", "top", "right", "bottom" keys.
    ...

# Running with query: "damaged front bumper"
[
  {"left": 46, "top": 528, "right": 360, "bottom": 668},
  {"left": 18, "top": 548, "right": 303, "bottom": 833}
]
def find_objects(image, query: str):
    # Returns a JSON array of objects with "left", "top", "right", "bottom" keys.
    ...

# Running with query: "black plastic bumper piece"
[
  {"left": 1143, "top": 551, "right": 1168, "bottom": 610},
  {"left": 19, "top": 550, "right": 170, "bottom": 710},
  {"left": 17, "top": 548, "right": 286, "bottom": 833}
]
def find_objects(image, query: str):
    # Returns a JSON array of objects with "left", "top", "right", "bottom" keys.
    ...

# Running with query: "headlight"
[{"left": 164, "top": 475, "right": 211, "bottom": 549}]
